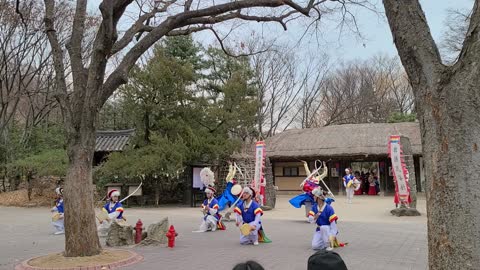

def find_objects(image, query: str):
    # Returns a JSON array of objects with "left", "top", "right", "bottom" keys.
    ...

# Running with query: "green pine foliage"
[{"left": 387, "top": 112, "right": 417, "bottom": 123}]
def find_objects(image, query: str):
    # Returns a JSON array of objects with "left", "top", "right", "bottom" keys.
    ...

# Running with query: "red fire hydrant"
[
  {"left": 165, "top": 225, "right": 178, "bottom": 248},
  {"left": 135, "top": 219, "right": 143, "bottom": 244}
]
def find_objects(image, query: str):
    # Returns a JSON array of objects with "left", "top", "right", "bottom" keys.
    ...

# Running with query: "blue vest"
[
  {"left": 55, "top": 198, "right": 64, "bottom": 213},
  {"left": 236, "top": 200, "right": 263, "bottom": 223},
  {"left": 103, "top": 201, "right": 124, "bottom": 219},
  {"left": 202, "top": 198, "right": 220, "bottom": 220},
  {"left": 343, "top": 174, "right": 354, "bottom": 185},
  {"left": 311, "top": 203, "right": 337, "bottom": 227}
]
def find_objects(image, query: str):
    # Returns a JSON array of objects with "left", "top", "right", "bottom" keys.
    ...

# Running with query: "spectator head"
[
  {"left": 308, "top": 250, "right": 348, "bottom": 270},
  {"left": 233, "top": 260, "right": 265, "bottom": 270}
]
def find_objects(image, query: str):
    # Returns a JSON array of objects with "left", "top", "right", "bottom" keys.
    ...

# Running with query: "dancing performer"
[
  {"left": 217, "top": 162, "right": 242, "bottom": 220},
  {"left": 289, "top": 161, "right": 328, "bottom": 219},
  {"left": 309, "top": 187, "right": 344, "bottom": 251},
  {"left": 234, "top": 186, "right": 270, "bottom": 245},
  {"left": 97, "top": 189, "right": 125, "bottom": 236},
  {"left": 343, "top": 168, "right": 358, "bottom": 204},
  {"left": 51, "top": 187, "right": 65, "bottom": 235}
]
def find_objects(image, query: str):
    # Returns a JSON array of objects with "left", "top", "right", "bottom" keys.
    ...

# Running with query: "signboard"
[
  {"left": 388, "top": 135, "right": 410, "bottom": 202},
  {"left": 253, "top": 141, "right": 266, "bottom": 205}
]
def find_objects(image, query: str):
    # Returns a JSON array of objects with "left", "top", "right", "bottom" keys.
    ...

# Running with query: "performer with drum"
[
  {"left": 97, "top": 189, "right": 125, "bottom": 236},
  {"left": 343, "top": 168, "right": 360, "bottom": 204},
  {"left": 234, "top": 186, "right": 264, "bottom": 245},
  {"left": 51, "top": 187, "right": 65, "bottom": 235},
  {"left": 308, "top": 187, "right": 342, "bottom": 251}
]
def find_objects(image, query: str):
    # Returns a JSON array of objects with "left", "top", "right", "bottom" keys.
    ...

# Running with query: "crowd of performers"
[
  {"left": 194, "top": 164, "right": 271, "bottom": 245},
  {"left": 49, "top": 161, "right": 357, "bottom": 252}
]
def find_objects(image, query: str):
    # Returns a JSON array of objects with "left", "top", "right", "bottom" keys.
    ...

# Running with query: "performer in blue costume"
[
  {"left": 217, "top": 162, "right": 238, "bottom": 212},
  {"left": 308, "top": 187, "right": 345, "bottom": 250},
  {"left": 289, "top": 161, "right": 328, "bottom": 219},
  {"left": 234, "top": 186, "right": 264, "bottom": 245},
  {"left": 343, "top": 168, "right": 357, "bottom": 204},
  {"left": 51, "top": 187, "right": 65, "bottom": 235},
  {"left": 98, "top": 189, "right": 124, "bottom": 236},
  {"left": 198, "top": 186, "right": 225, "bottom": 231}
]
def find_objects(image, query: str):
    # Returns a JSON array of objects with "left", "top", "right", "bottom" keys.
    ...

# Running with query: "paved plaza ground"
[{"left": 0, "top": 195, "right": 427, "bottom": 270}]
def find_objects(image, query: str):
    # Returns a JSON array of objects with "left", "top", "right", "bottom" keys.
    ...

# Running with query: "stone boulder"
[
  {"left": 391, "top": 207, "right": 421, "bottom": 217},
  {"left": 140, "top": 217, "right": 169, "bottom": 246},
  {"left": 106, "top": 221, "right": 134, "bottom": 247},
  {"left": 261, "top": 205, "right": 273, "bottom": 211}
]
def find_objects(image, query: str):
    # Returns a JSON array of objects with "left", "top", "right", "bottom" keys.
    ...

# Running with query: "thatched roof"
[
  {"left": 95, "top": 129, "right": 135, "bottom": 152},
  {"left": 266, "top": 122, "right": 421, "bottom": 159}
]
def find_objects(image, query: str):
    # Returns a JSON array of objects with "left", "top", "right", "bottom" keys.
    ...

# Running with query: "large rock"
[
  {"left": 261, "top": 205, "right": 272, "bottom": 211},
  {"left": 140, "top": 217, "right": 169, "bottom": 246},
  {"left": 106, "top": 221, "right": 134, "bottom": 247},
  {"left": 391, "top": 207, "right": 421, "bottom": 217}
]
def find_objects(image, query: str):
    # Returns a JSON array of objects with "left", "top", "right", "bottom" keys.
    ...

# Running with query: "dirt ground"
[
  {"left": 28, "top": 250, "right": 132, "bottom": 268},
  {"left": 0, "top": 189, "right": 54, "bottom": 207}
]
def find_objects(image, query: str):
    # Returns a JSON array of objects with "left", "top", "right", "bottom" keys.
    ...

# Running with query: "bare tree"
[
  {"left": 0, "top": 0, "right": 98, "bottom": 155},
  {"left": 252, "top": 48, "right": 301, "bottom": 136},
  {"left": 38, "top": 0, "right": 371, "bottom": 257},
  {"left": 308, "top": 56, "right": 412, "bottom": 126},
  {"left": 383, "top": 1, "right": 480, "bottom": 269},
  {"left": 0, "top": 0, "right": 58, "bottom": 168},
  {"left": 373, "top": 55, "right": 414, "bottom": 114},
  {"left": 320, "top": 64, "right": 364, "bottom": 125},
  {"left": 440, "top": 7, "right": 471, "bottom": 64},
  {"left": 294, "top": 54, "right": 330, "bottom": 128}
]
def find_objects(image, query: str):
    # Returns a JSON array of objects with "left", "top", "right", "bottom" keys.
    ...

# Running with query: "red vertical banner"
[
  {"left": 388, "top": 135, "right": 410, "bottom": 203},
  {"left": 254, "top": 141, "right": 266, "bottom": 206}
]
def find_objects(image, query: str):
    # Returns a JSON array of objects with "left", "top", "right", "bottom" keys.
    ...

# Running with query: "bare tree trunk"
[
  {"left": 26, "top": 171, "right": 32, "bottom": 201},
  {"left": 154, "top": 178, "right": 160, "bottom": 206},
  {"left": 1, "top": 170, "right": 6, "bottom": 192},
  {"left": 384, "top": 1, "right": 480, "bottom": 268},
  {"left": 64, "top": 126, "right": 101, "bottom": 257},
  {"left": 143, "top": 110, "right": 150, "bottom": 144}
]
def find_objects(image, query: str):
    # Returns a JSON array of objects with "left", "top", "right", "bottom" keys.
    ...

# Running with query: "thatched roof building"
[
  {"left": 266, "top": 122, "right": 421, "bottom": 159},
  {"left": 265, "top": 122, "right": 424, "bottom": 194}
]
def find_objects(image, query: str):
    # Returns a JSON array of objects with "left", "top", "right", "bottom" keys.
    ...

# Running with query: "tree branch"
[
  {"left": 167, "top": 26, "right": 210, "bottom": 36},
  {"left": 208, "top": 28, "right": 271, "bottom": 58},
  {"left": 111, "top": 1, "right": 175, "bottom": 55},
  {"left": 185, "top": 0, "right": 193, "bottom": 12},
  {"left": 66, "top": 0, "right": 87, "bottom": 90},
  {"left": 101, "top": 0, "right": 322, "bottom": 107},
  {"left": 455, "top": 1, "right": 480, "bottom": 66},
  {"left": 14, "top": 0, "right": 27, "bottom": 28},
  {"left": 383, "top": 0, "right": 444, "bottom": 88},
  {"left": 183, "top": 11, "right": 293, "bottom": 30},
  {"left": 43, "top": 0, "right": 71, "bottom": 120}
]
